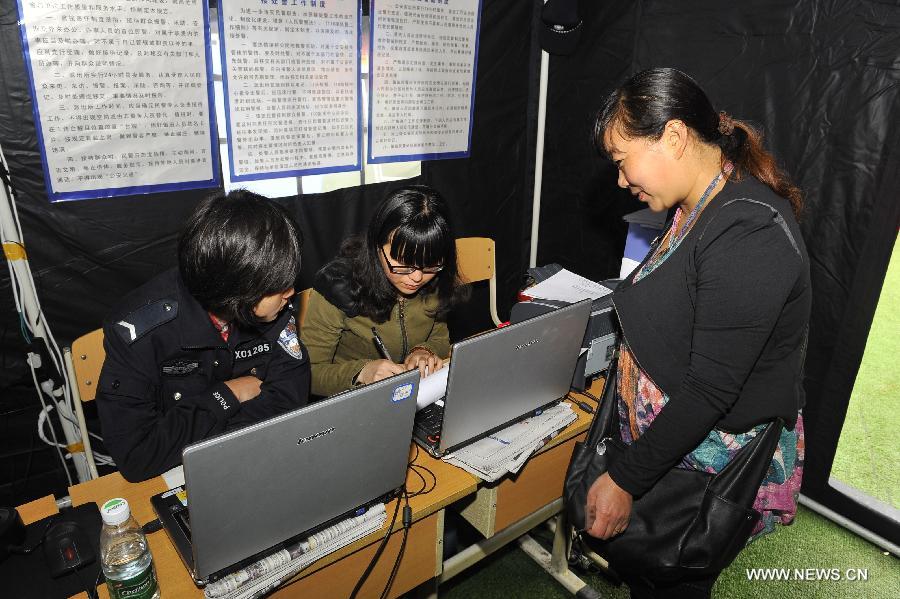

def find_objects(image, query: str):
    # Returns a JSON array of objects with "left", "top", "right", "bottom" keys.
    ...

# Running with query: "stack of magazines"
[
  {"left": 442, "top": 403, "right": 577, "bottom": 482},
  {"left": 203, "top": 503, "right": 388, "bottom": 599}
]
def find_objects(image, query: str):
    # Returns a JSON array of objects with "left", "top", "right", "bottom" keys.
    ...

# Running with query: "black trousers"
[{"left": 622, "top": 572, "right": 719, "bottom": 599}]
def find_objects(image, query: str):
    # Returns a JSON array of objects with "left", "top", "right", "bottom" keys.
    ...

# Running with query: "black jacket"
[
  {"left": 608, "top": 177, "right": 810, "bottom": 497},
  {"left": 96, "top": 268, "right": 311, "bottom": 482}
]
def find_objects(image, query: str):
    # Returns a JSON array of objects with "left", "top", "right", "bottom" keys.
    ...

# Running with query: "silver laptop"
[
  {"left": 151, "top": 369, "right": 420, "bottom": 585},
  {"left": 413, "top": 299, "right": 591, "bottom": 457}
]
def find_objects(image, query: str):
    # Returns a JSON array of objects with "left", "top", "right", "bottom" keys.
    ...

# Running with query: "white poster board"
[
  {"left": 218, "top": 0, "right": 361, "bottom": 181},
  {"left": 17, "top": 0, "right": 219, "bottom": 202},
  {"left": 368, "top": 0, "right": 481, "bottom": 163}
]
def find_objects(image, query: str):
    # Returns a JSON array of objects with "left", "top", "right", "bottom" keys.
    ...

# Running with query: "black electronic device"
[
  {"left": 42, "top": 520, "right": 96, "bottom": 578},
  {"left": 0, "top": 507, "right": 27, "bottom": 563},
  {"left": 512, "top": 265, "right": 619, "bottom": 390},
  {"left": 0, "top": 503, "right": 103, "bottom": 599}
]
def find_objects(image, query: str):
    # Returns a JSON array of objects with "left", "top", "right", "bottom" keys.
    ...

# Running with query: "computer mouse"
[{"left": 42, "top": 520, "right": 96, "bottom": 578}]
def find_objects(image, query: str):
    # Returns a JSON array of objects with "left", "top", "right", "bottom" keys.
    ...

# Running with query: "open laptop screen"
[
  {"left": 437, "top": 299, "right": 591, "bottom": 454},
  {"left": 181, "top": 369, "right": 419, "bottom": 581}
]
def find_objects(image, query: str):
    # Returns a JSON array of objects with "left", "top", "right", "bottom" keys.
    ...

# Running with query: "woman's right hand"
[
  {"left": 585, "top": 472, "right": 633, "bottom": 539},
  {"left": 357, "top": 359, "right": 406, "bottom": 384}
]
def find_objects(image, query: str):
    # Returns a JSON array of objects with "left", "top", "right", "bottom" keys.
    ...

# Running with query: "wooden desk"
[
  {"left": 20, "top": 380, "right": 602, "bottom": 599},
  {"left": 456, "top": 394, "right": 595, "bottom": 537},
  {"left": 437, "top": 379, "right": 604, "bottom": 597},
  {"left": 17, "top": 494, "right": 60, "bottom": 525},
  {"left": 58, "top": 445, "right": 477, "bottom": 599}
]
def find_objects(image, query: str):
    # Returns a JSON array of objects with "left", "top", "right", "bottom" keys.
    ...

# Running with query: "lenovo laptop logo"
[
  {"left": 297, "top": 427, "right": 335, "bottom": 445},
  {"left": 515, "top": 338, "right": 540, "bottom": 351}
]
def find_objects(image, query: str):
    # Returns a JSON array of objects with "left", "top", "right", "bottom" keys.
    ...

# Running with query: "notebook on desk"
[
  {"left": 414, "top": 299, "right": 591, "bottom": 458},
  {"left": 150, "top": 369, "right": 420, "bottom": 586}
]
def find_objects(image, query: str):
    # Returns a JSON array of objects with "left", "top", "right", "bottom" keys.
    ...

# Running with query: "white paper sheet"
[
  {"left": 218, "top": 0, "right": 360, "bottom": 180},
  {"left": 162, "top": 465, "right": 185, "bottom": 490},
  {"left": 525, "top": 269, "right": 612, "bottom": 304},
  {"left": 416, "top": 365, "right": 449, "bottom": 410},
  {"left": 368, "top": 0, "right": 481, "bottom": 162},
  {"left": 18, "top": 0, "right": 217, "bottom": 200}
]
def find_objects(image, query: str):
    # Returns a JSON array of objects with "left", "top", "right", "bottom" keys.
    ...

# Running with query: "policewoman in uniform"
[{"left": 96, "top": 190, "right": 310, "bottom": 482}]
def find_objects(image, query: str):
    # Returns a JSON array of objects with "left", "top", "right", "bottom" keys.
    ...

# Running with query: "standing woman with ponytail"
[{"left": 583, "top": 68, "right": 810, "bottom": 597}]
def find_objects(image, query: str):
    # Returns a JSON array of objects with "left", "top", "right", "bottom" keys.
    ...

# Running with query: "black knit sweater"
[{"left": 607, "top": 176, "right": 810, "bottom": 497}]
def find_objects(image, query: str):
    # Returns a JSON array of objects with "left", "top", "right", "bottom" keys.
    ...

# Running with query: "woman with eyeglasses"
[{"left": 300, "top": 185, "right": 467, "bottom": 397}]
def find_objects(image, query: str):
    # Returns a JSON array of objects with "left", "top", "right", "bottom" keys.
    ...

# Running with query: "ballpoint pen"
[{"left": 371, "top": 327, "right": 394, "bottom": 362}]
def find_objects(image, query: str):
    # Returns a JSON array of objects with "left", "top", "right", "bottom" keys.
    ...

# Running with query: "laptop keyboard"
[
  {"left": 414, "top": 401, "right": 444, "bottom": 442},
  {"left": 174, "top": 507, "right": 192, "bottom": 541}
]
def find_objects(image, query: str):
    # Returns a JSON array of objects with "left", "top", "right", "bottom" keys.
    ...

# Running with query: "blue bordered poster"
[
  {"left": 16, "top": 0, "right": 220, "bottom": 203},
  {"left": 368, "top": 0, "right": 481, "bottom": 164},
  {"left": 218, "top": 0, "right": 361, "bottom": 182}
]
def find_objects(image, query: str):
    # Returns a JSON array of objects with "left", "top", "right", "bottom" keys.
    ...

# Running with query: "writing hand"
[{"left": 358, "top": 359, "right": 406, "bottom": 384}]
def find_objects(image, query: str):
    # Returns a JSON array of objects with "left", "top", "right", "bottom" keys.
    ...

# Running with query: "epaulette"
[{"left": 113, "top": 299, "right": 179, "bottom": 344}]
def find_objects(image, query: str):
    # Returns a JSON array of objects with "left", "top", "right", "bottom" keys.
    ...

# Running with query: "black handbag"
[{"left": 563, "top": 353, "right": 784, "bottom": 582}]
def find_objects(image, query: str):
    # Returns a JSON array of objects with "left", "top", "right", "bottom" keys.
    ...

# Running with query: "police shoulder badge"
[{"left": 278, "top": 316, "right": 303, "bottom": 360}]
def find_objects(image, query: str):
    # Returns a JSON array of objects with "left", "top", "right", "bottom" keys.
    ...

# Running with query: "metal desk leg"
[
  {"left": 545, "top": 515, "right": 613, "bottom": 573},
  {"left": 517, "top": 512, "right": 602, "bottom": 598}
]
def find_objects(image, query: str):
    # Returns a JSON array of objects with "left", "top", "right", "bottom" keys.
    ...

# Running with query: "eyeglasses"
[{"left": 380, "top": 246, "right": 444, "bottom": 275}]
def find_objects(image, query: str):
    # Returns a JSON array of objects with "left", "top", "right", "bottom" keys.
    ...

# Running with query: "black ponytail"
[{"left": 594, "top": 67, "right": 803, "bottom": 217}]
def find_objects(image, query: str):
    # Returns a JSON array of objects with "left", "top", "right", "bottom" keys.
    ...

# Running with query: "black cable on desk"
[
  {"left": 348, "top": 488, "right": 403, "bottom": 599},
  {"left": 566, "top": 391, "right": 596, "bottom": 415},
  {"left": 141, "top": 518, "right": 163, "bottom": 535},
  {"left": 75, "top": 565, "right": 99, "bottom": 599},
  {"left": 7, "top": 514, "right": 56, "bottom": 555},
  {"left": 379, "top": 494, "right": 412, "bottom": 599},
  {"left": 405, "top": 444, "right": 437, "bottom": 498},
  {"left": 578, "top": 389, "right": 601, "bottom": 404},
  {"left": 349, "top": 447, "right": 435, "bottom": 599}
]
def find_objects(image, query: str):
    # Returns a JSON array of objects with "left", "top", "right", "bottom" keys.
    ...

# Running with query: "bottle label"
[{"left": 107, "top": 563, "right": 158, "bottom": 599}]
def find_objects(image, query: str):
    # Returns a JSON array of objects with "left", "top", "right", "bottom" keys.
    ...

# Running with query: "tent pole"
[
  {"left": 0, "top": 149, "right": 91, "bottom": 483},
  {"left": 529, "top": 45, "right": 549, "bottom": 269},
  {"left": 799, "top": 494, "right": 899, "bottom": 557}
]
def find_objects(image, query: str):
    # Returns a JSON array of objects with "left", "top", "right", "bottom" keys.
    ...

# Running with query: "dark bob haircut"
[
  {"left": 178, "top": 189, "right": 302, "bottom": 328},
  {"left": 336, "top": 185, "right": 465, "bottom": 323},
  {"left": 593, "top": 67, "right": 802, "bottom": 216}
]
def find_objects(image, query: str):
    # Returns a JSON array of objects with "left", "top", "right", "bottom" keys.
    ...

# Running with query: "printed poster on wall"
[
  {"left": 17, "top": 0, "right": 219, "bottom": 202},
  {"left": 218, "top": 0, "right": 361, "bottom": 181},
  {"left": 368, "top": 0, "right": 481, "bottom": 163}
]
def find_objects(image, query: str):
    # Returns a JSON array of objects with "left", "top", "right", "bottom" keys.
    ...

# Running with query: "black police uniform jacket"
[{"left": 96, "top": 268, "right": 311, "bottom": 482}]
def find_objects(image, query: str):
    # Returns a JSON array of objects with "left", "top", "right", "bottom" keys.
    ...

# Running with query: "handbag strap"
[
  {"left": 710, "top": 417, "right": 785, "bottom": 505},
  {"left": 583, "top": 348, "right": 621, "bottom": 448},
  {"left": 583, "top": 344, "right": 785, "bottom": 506}
]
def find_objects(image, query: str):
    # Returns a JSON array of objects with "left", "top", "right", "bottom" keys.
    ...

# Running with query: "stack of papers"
[
  {"left": 416, "top": 366, "right": 449, "bottom": 410},
  {"left": 524, "top": 269, "right": 612, "bottom": 304},
  {"left": 442, "top": 403, "right": 577, "bottom": 482},
  {"left": 204, "top": 503, "right": 387, "bottom": 599}
]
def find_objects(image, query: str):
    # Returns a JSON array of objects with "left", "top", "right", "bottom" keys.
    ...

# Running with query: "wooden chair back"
[
  {"left": 455, "top": 237, "right": 501, "bottom": 326},
  {"left": 71, "top": 328, "right": 105, "bottom": 403}
]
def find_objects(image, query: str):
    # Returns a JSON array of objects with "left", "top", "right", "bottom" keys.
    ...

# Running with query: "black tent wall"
[
  {"left": 0, "top": 0, "right": 540, "bottom": 503},
  {"left": 1, "top": 0, "right": 897, "bottom": 547},
  {"left": 539, "top": 1, "right": 900, "bottom": 544}
]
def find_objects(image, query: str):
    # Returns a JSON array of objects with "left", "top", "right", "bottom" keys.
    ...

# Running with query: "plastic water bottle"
[{"left": 100, "top": 497, "right": 161, "bottom": 599}]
